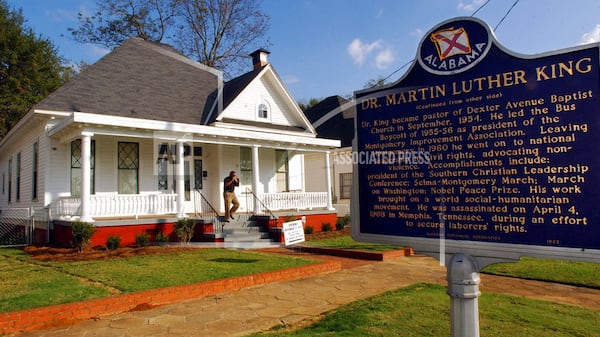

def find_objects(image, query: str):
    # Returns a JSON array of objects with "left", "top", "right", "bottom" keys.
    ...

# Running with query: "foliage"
[
  {"left": 321, "top": 222, "right": 331, "bottom": 232},
  {"left": 304, "top": 225, "right": 313, "bottom": 235},
  {"left": 105, "top": 235, "right": 121, "bottom": 250},
  {"left": 68, "top": 0, "right": 270, "bottom": 76},
  {"left": 0, "top": 0, "right": 72, "bottom": 138},
  {"left": 174, "top": 218, "right": 196, "bottom": 245},
  {"left": 68, "top": 0, "right": 177, "bottom": 48},
  {"left": 363, "top": 76, "right": 388, "bottom": 89},
  {"left": 155, "top": 230, "right": 170, "bottom": 246},
  {"left": 70, "top": 222, "right": 96, "bottom": 252},
  {"left": 298, "top": 97, "right": 322, "bottom": 112},
  {"left": 336, "top": 215, "right": 350, "bottom": 230},
  {"left": 135, "top": 232, "right": 150, "bottom": 247}
]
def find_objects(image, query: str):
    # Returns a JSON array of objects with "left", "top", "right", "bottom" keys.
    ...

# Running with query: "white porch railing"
[
  {"left": 258, "top": 192, "right": 328, "bottom": 211},
  {"left": 50, "top": 191, "right": 328, "bottom": 220},
  {"left": 50, "top": 194, "right": 177, "bottom": 219}
]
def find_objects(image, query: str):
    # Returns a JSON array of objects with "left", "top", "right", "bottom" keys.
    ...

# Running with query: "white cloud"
[
  {"left": 87, "top": 44, "right": 111, "bottom": 59},
  {"left": 347, "top": 38, "right": 394, "bottom": 69},
  {"left": 580, "top": 24, "right": 600, "bottom": 44},
  {"left": 457, "top": 0, "right": 487, "bottom": 13},
  {"left": 375, "top": 48, "right": 394, "bottom": 70},
  {"left": 410, "top": 28, "right": 424, "bottom": 39},
  {"left": 282, "top": 75, "right": 300, "bottom": 85}
]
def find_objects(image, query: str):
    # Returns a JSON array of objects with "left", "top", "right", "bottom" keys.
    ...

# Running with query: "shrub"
[
  {"left": 337, "top": 215, "right": 351, "bottom": 230},
  {"left": 175, "top": 218, "right": 196, "bottom": 245},
  {"left": 106, "top": 235, "right": 121, "bottom": 251},
  {"left": 304, "top": 225, "right": 314, "bottom": 234},
  {"left": 71, "top": 221, "right": 96, "bottom": 252},
  {"left": 322, "top": 222, "right": 332, "bottom": 232},
  {"left": 135, "top": 232, "right": 150, "bottom": 247},
  {"left": 155, "top": 230, "right": 170, "bottom": 246}
]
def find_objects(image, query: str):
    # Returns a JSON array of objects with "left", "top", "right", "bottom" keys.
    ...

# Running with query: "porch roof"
[{"left": 43, "top": 110, "right": 341, "bottom": 152}]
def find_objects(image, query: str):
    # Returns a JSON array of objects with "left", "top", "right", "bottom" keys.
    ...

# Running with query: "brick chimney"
[{"left": 250, "top": 49, "right": 270, "bottom": 70}]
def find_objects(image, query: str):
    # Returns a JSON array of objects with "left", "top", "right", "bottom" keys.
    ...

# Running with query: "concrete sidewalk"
[{"left": 9, "top": 254, "right": 600, "bottom": 337}]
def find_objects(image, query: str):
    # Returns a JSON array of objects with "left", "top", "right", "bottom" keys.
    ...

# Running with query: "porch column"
[
  {"left": 324, "top": 151, "right": 334, "bottom": 210},
  {"left": 252, "top": 145, "right": 260, "bottom": 212},
  {"left": 176, "top": 140, "right": 186, "bottom": 218},
  {"left": 80, "top": 132, "right": 93, "bottom": 222}
]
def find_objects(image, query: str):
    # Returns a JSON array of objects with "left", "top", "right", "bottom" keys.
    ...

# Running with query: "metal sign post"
[{"left": 447, "top": 253, "right": 481, "bottom": 337}]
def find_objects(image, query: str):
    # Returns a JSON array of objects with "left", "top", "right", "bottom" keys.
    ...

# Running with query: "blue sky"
[{"left": 7, "top": 0, "right": 600, "bottom": 102}]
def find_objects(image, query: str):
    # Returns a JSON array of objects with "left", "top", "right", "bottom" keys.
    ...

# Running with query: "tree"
[
  {"left": 298, "top": 98, "right": 322, "bottom": 112},
  {"left": 364, "top": 77, "right": 387, "bottom": 89},
  {"left": 174, "top": 0, "right": 270, "bottom": 75},
  {"left": 68, "top": 0, "right": 177, "bottom": 49},
  {"left": 0, "top": 1, "right": 70, "bottom": 138},
  {"left": 69, "top": 0, "right": 270, "bottom": 77}
]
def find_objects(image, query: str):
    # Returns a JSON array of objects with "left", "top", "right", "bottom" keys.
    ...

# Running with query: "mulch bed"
[
  {"left": 22, "top": 245, "right": 202, "bottom": 262},
  {"left": 21, "top": 228, "right": 352, "bottom": 263}
]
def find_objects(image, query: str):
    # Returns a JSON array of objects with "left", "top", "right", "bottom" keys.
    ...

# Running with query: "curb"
[
  {"left": 0, "top": 260, "right": 342, "bottom": 335},
  {"left": 294, "top": 246, "right": 414, "bottom": 261}
]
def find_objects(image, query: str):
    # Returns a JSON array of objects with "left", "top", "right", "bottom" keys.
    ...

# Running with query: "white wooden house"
[{"left": 0, "top": 38, "right": 339, "bottom": 246}]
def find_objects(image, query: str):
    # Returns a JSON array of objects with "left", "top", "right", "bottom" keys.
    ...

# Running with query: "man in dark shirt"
[{"left": 223, "top": 171, "right": 240, "bottom": 222}]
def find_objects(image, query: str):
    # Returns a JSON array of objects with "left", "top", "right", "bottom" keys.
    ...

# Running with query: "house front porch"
[{"left": 48, "top": 190, "right": 337, "bottom": 247}]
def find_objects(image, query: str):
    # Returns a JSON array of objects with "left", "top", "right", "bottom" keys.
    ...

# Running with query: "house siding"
[
  {"left": 224, "top": 72, "right": 304, "bottom": 127},
  {"left": 0, "top": 122, "right": 48, "bottom": 210}
]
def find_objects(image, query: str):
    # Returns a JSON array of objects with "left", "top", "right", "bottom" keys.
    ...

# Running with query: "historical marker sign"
[{"left": 352, "top": 17, "right": 600, "bottom": 263}]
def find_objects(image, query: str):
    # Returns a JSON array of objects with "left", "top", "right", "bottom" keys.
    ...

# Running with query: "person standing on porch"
[{"left": 223, "top": 171, "right": 240, "bottom": 222}]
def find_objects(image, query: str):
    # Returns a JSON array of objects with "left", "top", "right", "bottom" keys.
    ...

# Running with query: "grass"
[
  {"left": 308, "top": 235, "right": 600, "bottom": 290},
  {"left": 248, "top": 283, "right": 600, "bottom": 337},
  {"left": 482, "top": 256, "right": 600, "bottom": 290},
  {"left": 0, "top": 248, "right": 315, "bottom": 312},
  {"left": 303, "top": 235, "right": 403, "bottom": 252},
  {"left": 0, "top": 249, "right": 111, "bottom": 312}
]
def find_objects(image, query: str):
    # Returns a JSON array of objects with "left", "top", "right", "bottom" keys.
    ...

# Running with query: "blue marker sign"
[{"left": 352, "top": 17, "right": 600, "bottom": 262}]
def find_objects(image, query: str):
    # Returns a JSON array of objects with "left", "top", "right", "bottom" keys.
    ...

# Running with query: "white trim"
[
  {"left": 47, "top": 112, "right": 340, "bottom": 149},
  {"left": 218, "top": 65, "right": 317, "bottom": 135}
]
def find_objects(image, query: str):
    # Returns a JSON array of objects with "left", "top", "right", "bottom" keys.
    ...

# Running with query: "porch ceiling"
[{"left": 43, "top": 110, "right": 340, "bottom": 151}]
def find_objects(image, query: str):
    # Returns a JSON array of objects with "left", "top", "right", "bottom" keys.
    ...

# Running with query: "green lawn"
[
  {"left": 0, "top": 248, "right": 315, "bottom": 312},
  {"left": 482, "top": 256, "right": 600, "bottom": 289},
  {"left": 248, "top": 283, "right": 600, "bottom": 337},
  {"left": 303, "top": 235, "right": 403, "bottom": 252}
]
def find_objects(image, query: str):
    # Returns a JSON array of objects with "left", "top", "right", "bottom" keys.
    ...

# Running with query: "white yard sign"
[{"left": 282, "top": 220, "right": 305, "bottom": 245}]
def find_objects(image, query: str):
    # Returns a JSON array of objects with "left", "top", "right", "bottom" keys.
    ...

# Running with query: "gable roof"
[
  {"left": 204, "top": 64, "right": 316, "bottom": 135},
  {"left": 304, "top": 95, "right": 355, "bottom": 147},
  {"left": 34, "top": 38, "right": 222, "bottom": 124}
]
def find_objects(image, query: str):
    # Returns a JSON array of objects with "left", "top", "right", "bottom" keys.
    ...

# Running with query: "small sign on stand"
[{"left": 282, "top": 220, "right": 306, "bottom": 246}]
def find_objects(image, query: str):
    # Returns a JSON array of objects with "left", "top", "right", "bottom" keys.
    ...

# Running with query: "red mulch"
[
  {"left": 21, "top": 228, "right": 352, "bottom": 263},
  {"left": 23, "top": 245, "right": 202, "bottom": 262}
]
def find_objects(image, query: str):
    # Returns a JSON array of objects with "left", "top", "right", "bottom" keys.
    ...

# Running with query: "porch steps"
[{"left": 221, "top": 215, "right": 280, "bottom": 249}]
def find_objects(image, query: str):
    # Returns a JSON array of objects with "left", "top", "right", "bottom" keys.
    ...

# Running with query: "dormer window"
[{"left": 257, "top": 102, "right": 269, "bottom": 120}]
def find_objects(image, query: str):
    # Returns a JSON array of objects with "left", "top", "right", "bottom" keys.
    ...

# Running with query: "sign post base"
[{"left": 447, "top": 253, "right": 481, "bottom": 337}]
